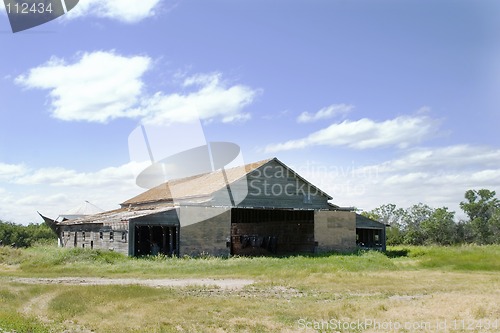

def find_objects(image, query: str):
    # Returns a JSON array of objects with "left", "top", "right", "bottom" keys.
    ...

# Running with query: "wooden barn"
[{"left": 41, "top": 158, "right": 385, "bottom": 256}]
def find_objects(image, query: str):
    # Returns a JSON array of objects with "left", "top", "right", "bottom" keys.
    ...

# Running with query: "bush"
[{"left": 0, "top": 220, "right": 57, "bottom": 248}]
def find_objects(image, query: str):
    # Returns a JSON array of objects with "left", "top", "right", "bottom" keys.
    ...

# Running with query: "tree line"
[
  {"left": 0, "top": 221, "right": 57, "bottom": 247},
  {"left": 362, "top": 189, "right": 500, "bottom": 245}
]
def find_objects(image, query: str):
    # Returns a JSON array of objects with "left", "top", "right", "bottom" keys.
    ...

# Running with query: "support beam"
[{"left": 162, "top": 226, "right": 167, "bottom": 255}]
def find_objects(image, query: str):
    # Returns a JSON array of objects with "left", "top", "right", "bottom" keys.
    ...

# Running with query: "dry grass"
[
  {"left": 2, "top": 271, "right": 498, "bottom": 332},
  {"left": 0, "top": 246, "right": 499, "bottom": 332}
]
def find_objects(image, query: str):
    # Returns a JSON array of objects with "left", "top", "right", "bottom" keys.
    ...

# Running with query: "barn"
[{"left": 41, "top": 158, "right": 386, "bottom": 256}]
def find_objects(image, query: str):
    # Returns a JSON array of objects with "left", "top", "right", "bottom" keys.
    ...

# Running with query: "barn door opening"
[
  {"left": 356, "top": 228, "right": 383, "bottom": 250},
  {"left": 134, "top": 225, "right": 179, "bottom": 256},
  {"left": 230, "top": 208, "right": 315, "bottom": 256}
]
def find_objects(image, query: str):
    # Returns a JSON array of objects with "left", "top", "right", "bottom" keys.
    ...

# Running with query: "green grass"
[
  {"left": 0, "top": 313, "right": 51, "bottom": 333},
  {"left": 2, "top": 244, "right": 500, "bottom": 280},
  {"left": 1, "top": 245, "right": 398, "bottom": 279},
  {"left": 1, "top": 245, "right": 500, "bottom": 332},
  {"left": 389, "top": 245, "right": 500, "bottom": 271}
]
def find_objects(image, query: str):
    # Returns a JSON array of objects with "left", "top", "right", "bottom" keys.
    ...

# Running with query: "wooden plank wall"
[
  {"left": 59, "top": 223, "right": 129, "bottom": 255},
  {"left": 214, "top": 159, "right": 331, "bottom": 210}
]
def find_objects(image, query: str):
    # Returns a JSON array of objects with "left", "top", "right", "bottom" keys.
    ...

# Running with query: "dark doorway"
[
  {"left": 356, "top": 228, "right": 383, "bottom": 249},
  {"left": 134, "top": 225, "right": 179, "bottom": 256},
  {"left": 231, "top": 208, "right": 315, "bottom": 256}
]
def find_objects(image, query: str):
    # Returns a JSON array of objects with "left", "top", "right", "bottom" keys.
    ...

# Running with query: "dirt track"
[{"left": 12, "top": 277, "right": 254, "bottom": 289}]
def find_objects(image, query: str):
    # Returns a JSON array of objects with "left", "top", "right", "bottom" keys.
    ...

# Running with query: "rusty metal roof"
[{"left": 58, "top": 206, "right": 176, "bottom": 225}]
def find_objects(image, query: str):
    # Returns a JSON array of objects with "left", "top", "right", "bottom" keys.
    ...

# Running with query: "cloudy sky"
[{"left": 1, "top": 0, "right": 499, "bottom": 224}]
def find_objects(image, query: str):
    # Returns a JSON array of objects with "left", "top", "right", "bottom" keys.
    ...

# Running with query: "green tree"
[
  {"left": 420, "top": 207, "right": 456, "bottom": 245},
  {"left": 460, "top": 189, "right": 500, "bottom": 244},
  {"left": 386, "top": 224, "right": 405, "bottom": 246},
  {"left": 401, "top": 203, "right": 434, "bottom": 245},
  {"left": 0, "top": 220, "right": 57, "bottom": 247},
  {"left": 362, "top": 204, "right": 406, "bottom": 245},
  {"left": 455, "top": 220, "right": 475, "bottom": 243},
  {"left": 363, "top": 204, "right": 405, "bottom": 225},
  {"left": 489, "top": 208, "right": 500, "bottom": 244}
]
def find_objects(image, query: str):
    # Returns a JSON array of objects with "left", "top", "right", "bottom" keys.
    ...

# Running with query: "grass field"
[{"left": 0, "top": 245, "right": 499, "bottom": 332}]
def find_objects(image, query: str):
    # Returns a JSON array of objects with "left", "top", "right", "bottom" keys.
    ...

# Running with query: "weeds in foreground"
[
  {"left": 0, "top": 244, "right": 499, "bottom": 280},
  {"left": 1, "top": 245, "right": 500, "bottom": 332}
]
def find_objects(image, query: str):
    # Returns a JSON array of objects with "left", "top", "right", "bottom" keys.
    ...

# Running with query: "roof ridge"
[
  {"left": 120, "top": 157, "right": 275, "bottom": 207},
  {"left": 143, "top": 157, "right": 274, "bottom": 191}
]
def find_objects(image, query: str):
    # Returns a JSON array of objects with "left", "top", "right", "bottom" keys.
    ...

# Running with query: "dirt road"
[{"left": 12, "top": 277, "right": 254, "bottom": 289}]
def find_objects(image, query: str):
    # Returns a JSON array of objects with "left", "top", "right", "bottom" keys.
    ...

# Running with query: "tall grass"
[
  {"left": 397, "top": 245, "right": 500, "bottom": 271},
  {"left": 1, "top": 245, "right": 399, "bottom": 280},
  {"left": 1, "top": 244, "right": 499, "bottom": 280}
]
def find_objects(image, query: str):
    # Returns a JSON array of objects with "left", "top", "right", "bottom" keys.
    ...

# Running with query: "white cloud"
[
  {"left": 15, "top": 193, "right": 68, "bottom": 206},
  {"left": 373, "top": 145, "right": 500, "bottom": 173},
  {"left": 14, "top": 161, "right": 147, "bottom": 188},
  {"left": 265, "top": 113, "right": 441, "bottom": 152},
  {"left": 0, "top": 162, "right": 28, "bottom": 181},
  {"left": 65, "top": 0, "right": 163, "bottom": 23},
  {"left": 0, "top": 161, "right": 149, "bottom": 224},
  {"left": 14, "top": 167, "right": 75, "bottom": 185},
  {"left": 383, "top": 172, "right": 429, "bottom": 185},
  {"left": 16, "top": 51, "right": 151, "bottom": 123},
  {"left": 16, "top": 52, "right": 259, "bottom": 124},
  {"left": 297, "top": 104, "right": 353, "bottom": 123},
  {"left": 138, "top": 73, "right": 259, "bottom": 125},
  {"left": 471, "top": 169, "right": 500, "bottom": 182},
  {"left": 368, "top": 145, "right": 500, "bottom": 195}
]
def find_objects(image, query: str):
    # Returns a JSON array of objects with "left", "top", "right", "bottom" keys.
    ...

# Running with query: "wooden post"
[
  {"left": 162, "top": 226, "right": 167, "bottom": 255},
  {"left": 136, "top": 226, "right": 141, "bottom": 256},
  {"left": 149, "top": 226, "right": 153, "bottom": 255},
  {"left": 169, "top": 227, "right": 174, "bottom": 256}
]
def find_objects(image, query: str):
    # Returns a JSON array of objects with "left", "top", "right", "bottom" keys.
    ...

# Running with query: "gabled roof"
[
  {"left": 121, "top": 158, "right": 273, "bottom": 207},
  {"left": 53, "top": 158, "right": 340, "bottom": 227},
  {"left": 121, "top": 157, "right": 335, "bottom": 207}
]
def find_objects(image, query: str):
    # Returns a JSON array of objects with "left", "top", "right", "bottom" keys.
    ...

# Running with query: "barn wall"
[
  {"left": 59, "top": 223, "right": 129, "bottom": 255},
  {"left": 314, "top": 211, "right": 356, "bottom": 252},
  {"left": 179, "top": 207, "right": 231, "bottom": 256},
  {"left": 220, "top": 159, "right": 331, "bottom": 210}
]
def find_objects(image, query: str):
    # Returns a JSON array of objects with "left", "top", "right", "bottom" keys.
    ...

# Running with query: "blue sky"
[{"left": 1, "top": 0, "right": 499, "bottom": 224}]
